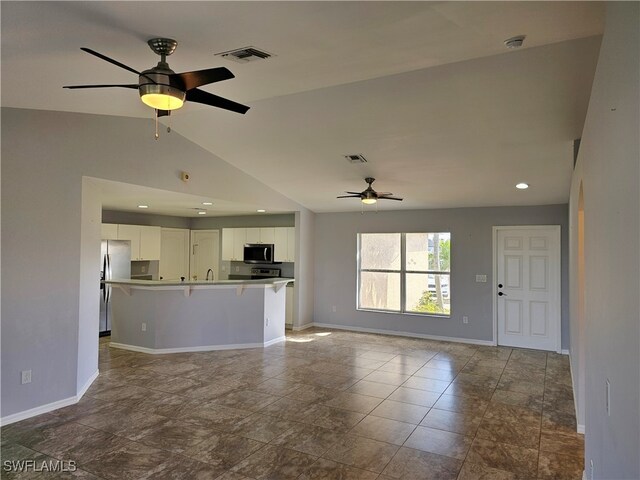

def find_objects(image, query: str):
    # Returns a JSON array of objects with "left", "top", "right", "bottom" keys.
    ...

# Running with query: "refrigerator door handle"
[{"left": 105, "top": 254, "right": 112, "bottom": 303}]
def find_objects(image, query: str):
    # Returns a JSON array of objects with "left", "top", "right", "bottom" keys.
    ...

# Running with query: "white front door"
[
  {"left": 495, "top": 226, "right": 561, "bottom": 352},
  {"left": 191, "top": 230, "right": 220, "bottom": 281}
]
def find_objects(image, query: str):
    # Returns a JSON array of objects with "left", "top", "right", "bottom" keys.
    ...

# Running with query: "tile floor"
[{"left": 1, "top": 328, "right": 584, "bottom": 479}]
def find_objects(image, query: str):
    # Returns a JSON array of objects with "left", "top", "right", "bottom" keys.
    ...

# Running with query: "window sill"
[{"left": 357, "top": 307, "right": 450, "bottom": 319}]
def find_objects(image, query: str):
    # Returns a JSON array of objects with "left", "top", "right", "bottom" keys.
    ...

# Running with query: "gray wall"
[
  {"left": 102, "top": 210, "right": 295, "bottom": 230},
  {"left": 190, "top": 214, "right": 294, "bottom": 230},
  {"left": 102, "top": 210, "right": 190, "bottom": 229},
  {"left": 314, "top": 205, "right": 569, "bottom": 346},
  {"left": 1, "top": 108, "right": 307, "bottom": 419},
  {"left": 569, "top": 3, "right": 639, "bottom": 478}
]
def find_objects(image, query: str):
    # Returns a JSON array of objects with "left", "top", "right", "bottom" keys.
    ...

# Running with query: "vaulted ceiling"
[{"left": 1, "top": 1, "right": 604, "bottom": 213}]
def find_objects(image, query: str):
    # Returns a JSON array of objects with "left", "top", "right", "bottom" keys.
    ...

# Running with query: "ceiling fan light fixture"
[
  {"left": 139, "top": 84, "right": 185, "bottom": 110},
  {"left": 361, "top": 198, "right": 377, "bottom": 205}
]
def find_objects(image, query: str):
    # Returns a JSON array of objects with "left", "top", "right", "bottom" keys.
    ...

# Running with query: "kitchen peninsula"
[{"left": 104, "top": 278, "right": 292, "bottom": 353}]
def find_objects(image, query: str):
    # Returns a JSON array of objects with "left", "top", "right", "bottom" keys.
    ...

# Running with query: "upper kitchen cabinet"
[
  {"left": 116, "top": 224, "right": 161, "bottom": 261},
  {"left": 101, "top": 223, "right": 118, "bottom": 240},
  {"left": 221, "top": 228, "right": 246, "bottom": 261},
  {"left": 260, "top": 228, "right": 275, "bottom": 244},
  {"left": 274, "top": 227, "right": 296, "bottom": 262}
]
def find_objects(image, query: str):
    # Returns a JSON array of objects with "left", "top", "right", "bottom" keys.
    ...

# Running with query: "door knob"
[
  {"left": 498, "top": 292, "right": 507, "bottom": 296},
  {"left": 498, "top": 283, "right": 503, "bottom": 288}
]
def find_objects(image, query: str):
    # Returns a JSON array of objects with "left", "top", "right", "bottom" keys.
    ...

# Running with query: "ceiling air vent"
[
  {"left": 344, "top": 154, "right": 367, "bottom": 164},
  {"left": 215, "top": 46, "right": 273, "bottom": 63}
]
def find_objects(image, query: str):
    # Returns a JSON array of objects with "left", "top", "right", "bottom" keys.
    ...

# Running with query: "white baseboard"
[
  {"left": 1, "top": 369, "right": 99, "bottom": 427},
  {"left": 110, "top": 339, "right": 283, "bottom": 354},
  {"left": 292, "top": 323, "right": 314, "bottom": 331},
  {"left": 561, "top": 349, "right": 570, "bottom": 355},
  {"left": 567, "top": 350, "right": 586, "bottom": 435},
  {"left": 311, "top": 323, "right": 495, "bottom": 346},
  {"left": 77, "top": 369, "right": 99, "bottom": 399},
  {"left": 264, "top": 336, "right": 286, "bottom": 347}
]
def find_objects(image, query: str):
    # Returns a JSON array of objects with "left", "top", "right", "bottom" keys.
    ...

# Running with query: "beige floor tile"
[
  {"left": 381, "top": 446, "right": 462, "bottom": 480},
  {"left": 272, "top": 423, "right": 343, "bottom": 456},
  {"left": 323, "top": 434, "right": 399, "bottom": 473},
  {"left": 298, "top": 457, "right": 378, "bottom": 480},
  {"left": 364, "top": 371, "right": 411, "bottom": 386},
  {"left": 466, "top": 438, "right": 538, "bottom": 478},
  {"left": 370, "top": 400, "right": 429, "bottom": 424},
  {"left": 387, "top": 386, "right": 441, "bottom": 407},
  {"left": 402, "top": 376, "right": 450, "bottom": 393},
  {"left": 420, "top": 407, "right": 482, "bottom": 436},
  {"left": 231, "top": 444, "right": 316, "bottom": 479},
  {"left": 322, "top": 391, "right": 383, "bottom": 414},
  {"left": 404, "top": 425, "right": 472, "bottom": 460},
  {"left": 347, "top": 380, "right": 398, "bottom": 399},
  {"left": 350, "top": 415, "right": 416, "bottom": 445}
]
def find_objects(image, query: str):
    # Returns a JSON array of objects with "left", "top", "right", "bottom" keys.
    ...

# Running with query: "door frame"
[{"left": 492, "top": 225, "right": 562, "bottom": 353}]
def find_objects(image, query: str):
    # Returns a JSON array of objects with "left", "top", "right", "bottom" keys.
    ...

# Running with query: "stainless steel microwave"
[{"left": 243, "top": 244, "right": 275, "bottom": 264}]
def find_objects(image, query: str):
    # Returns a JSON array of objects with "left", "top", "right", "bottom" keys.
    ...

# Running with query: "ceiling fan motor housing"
[{"left": 138, "top": 64, "right": 186, "bottom": 110}]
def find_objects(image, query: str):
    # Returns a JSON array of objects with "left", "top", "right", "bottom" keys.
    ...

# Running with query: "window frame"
[{"left": 356, "top": 232, "right": 451, "bottom": 317}]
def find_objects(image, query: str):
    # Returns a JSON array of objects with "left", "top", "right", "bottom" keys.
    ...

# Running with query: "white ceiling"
[{"left": 1, "top": 1, "right": 604, "bottom": 214}]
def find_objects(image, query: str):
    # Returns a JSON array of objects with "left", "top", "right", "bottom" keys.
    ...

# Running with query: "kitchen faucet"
[{"left": 206, "top": 268, "right": 214, "bottom": 281}]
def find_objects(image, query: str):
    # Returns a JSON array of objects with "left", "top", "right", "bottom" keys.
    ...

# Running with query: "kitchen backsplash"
[
  {"left": 131, "top": 260, "right": 159, "bottom": 280},
  {"left": 220, "top": 261, "right": 294, "bottom": 280}
]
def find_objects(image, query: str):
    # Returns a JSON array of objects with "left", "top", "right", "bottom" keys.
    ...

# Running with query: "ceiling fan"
[
  {"left": 63, "top": 38, "right": 249, "bottom": 124},
  {"left": 337, "top": 177, "right": 403, "bottom": 204}
]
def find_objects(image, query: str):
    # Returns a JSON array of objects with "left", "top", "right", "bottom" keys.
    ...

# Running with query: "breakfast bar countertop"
[{"left": 104, "top": 277, "right": 294, "bottom": 288}]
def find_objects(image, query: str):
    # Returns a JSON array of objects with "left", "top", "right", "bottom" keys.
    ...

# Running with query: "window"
[{"left": 358, "top": 232, "right": 451, "bottom": 316}]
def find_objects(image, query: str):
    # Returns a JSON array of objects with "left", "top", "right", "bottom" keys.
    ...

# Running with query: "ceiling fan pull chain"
[
  {"left": 167, "top": 110, "right": 172, "bottom": 134},
  {"left": 154, "top": 109, "right": 159, "bottom": 140}
]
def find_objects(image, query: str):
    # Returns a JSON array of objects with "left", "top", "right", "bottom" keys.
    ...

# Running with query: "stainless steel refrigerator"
[{"left": 100, "top": 240, "right": 131, "bottom": 336}]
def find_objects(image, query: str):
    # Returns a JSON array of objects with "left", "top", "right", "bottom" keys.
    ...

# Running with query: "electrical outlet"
[
  {"left": 235, "top": 266, "right": 240, "bottom": 272},
  {"left": 142, "top": 323, "right": 147, "bottom": 332},
  {"left": 142, "top": 266, "right": 146, "bottom": 273},
  {"left": 21, "top": 370, "right": 32, "bottom": 384},
  {"left": 606, "top": 379, "right": 611, "bottom": 416},
  {"left": 462, "top": 316, "right": 469, "bottom": 324}
]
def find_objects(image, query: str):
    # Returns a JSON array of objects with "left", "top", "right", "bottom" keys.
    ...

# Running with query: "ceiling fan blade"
[
  {"left": 80, "top": 47, "right": 143, "bottom": 77},
  {"left": 174, "top": 67, "right": 235, "bottom": 91},
  {"left": 186, "top": 88, "right": 250, "bottom": 114},
  {"left": 376, "top": 192, "right": 393, "bottom": 196},
  {"left": 344, "top": 191, "right": 363, "bottom": 195},
  {"left": 379, "top": 196, "right": 403, "bottom": 201},
  {"left": 337, "top": 195, "right": 362, "bottom": 199},
  {"left": 63, "top": 84, "right": 138, "bottom": 89}
]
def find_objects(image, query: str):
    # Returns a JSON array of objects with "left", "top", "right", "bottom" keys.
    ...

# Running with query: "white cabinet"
[
  {"left": 160, "top": 228, "right": 190, "bottom": 280},
  {"left": 274, "top": 228, "right": 288, "bottom": 262},
  {"left": 245, "top": 228, "right": 260, "bottom": 244},
  {"left": 287, "top": 227, "right": 296, "bottom": 262},
  {"left": 222, "top": 226, "right": 295, "bottom": 262},
  {"left": 101, "top": 223, "right": 118, "bottom": 240},
  {"left": 222, "top": 228, "right": 247, "bottom": 261},
  {"left": 260, "top": 228, "right": 275, "bottom": 244},
  {"left": 285, "top": 285, "right": 296, "bottom": 328},
  {"left": 139, "top": 226, "right": 161, "bottom": 260},
  {"left": 274, "top": 227, "right": 296, "bottom": 262},
  {"left": 115, "top": 224, "right": 161, "bottom": 260}
]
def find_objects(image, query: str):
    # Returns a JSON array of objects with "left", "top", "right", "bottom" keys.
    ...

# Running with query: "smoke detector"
[
  {"left": 215, "top": 46, "right": 273, "bottom": 63},
  {"left": 504, "top": 35, "right": 526, "bottom": 49},
  {"left": 344, "top": 154, "right": 368, "bottom": 164}
]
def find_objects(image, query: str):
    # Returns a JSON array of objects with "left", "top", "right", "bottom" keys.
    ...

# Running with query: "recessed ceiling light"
[
  {"left": 202, "top": 202, "right": 213, "bottom": 206},
  {"left": 138, "top": 205, "right": 149, "bottom": 209},
  {"left": 516, "top": 183, "right": 529, "bottom": 190},
  {"left": 257, "top": 209, "right": 266, "bottom": 213},
  {"left": 198, "top": 211, "right": 207, "bottom": 215}
]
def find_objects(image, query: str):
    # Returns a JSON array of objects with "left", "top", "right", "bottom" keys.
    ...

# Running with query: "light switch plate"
[{"left": 475, "top": 274, "right": 487, "bottom": 283}]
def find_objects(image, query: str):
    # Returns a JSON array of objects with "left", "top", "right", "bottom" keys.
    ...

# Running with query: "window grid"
[{"left": 357, "top": 232, "right": 451, "bottom": 317}]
